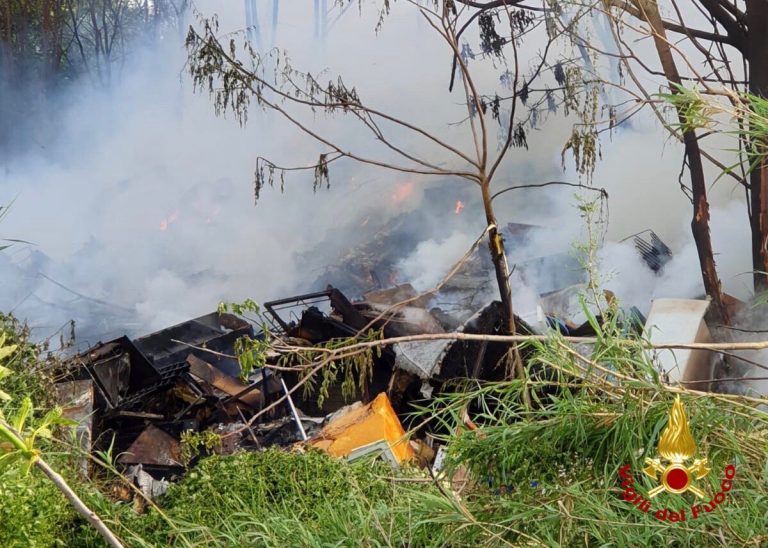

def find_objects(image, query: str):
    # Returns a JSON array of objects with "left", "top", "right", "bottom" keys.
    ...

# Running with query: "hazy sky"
[{"left": 0, "top": 0, "right": 753, "bottom": 344}]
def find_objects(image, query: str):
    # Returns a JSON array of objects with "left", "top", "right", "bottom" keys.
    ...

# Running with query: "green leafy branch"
[
  {"left": 296, "top": 330, "right": 381, "bottom": 409},
  {"left": 657, "top": 84, "right": 768, "bottom": 179},
  {"left": 220, "top": 299, "right": 382, "bottom": 409},
  {"left": 0, "top": 330, "right": 124, "bottom": 547},
  {"left": 218, "top": 300, "right": 272, "bottom": 382}
]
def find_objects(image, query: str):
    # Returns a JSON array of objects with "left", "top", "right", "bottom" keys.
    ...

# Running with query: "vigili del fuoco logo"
[{"left": 618, "top": 396, "right": 736, "bottom": 522}]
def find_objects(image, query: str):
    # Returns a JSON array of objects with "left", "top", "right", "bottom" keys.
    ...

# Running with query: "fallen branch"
[
  {"left": 34, "top": 458, "right": 124, "bottom": 548},
  {"left": 217, "top": 330, "right": 768, "bottom": 441},
  {"left": 273, "top": 331, "right": 768, "bottom": 354},
  {"left": 181, "top": 331, "right": 768, "bottom": 362}
]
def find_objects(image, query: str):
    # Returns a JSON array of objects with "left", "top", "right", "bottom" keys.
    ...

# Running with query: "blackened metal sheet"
[
  {"left": 81, "top": 336, "right": 162, "bottom": 408},
  {"left": 133, "top": 312, "right": 252, "bottom": 377},
  {"left": 187, "top": 354, "right": 262, "bottom": 408},
  {"left": 54, "top": 380, "right": 95, "bottom": 476},
  {"left": 118, "top": 424, "right": 181, "bottom": 467}
]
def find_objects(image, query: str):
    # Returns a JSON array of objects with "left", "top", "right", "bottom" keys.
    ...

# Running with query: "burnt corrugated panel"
[
  {"left": 634, "top": 231, "right": 672, "bottom": 273},
  {"left": 134, "top": 312, "right": 253, "bottom": 378}
]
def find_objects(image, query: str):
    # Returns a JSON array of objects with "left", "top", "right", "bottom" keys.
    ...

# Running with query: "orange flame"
[
  {"left": 391, "top": 181, "right": 415, "bottom": 206},
  {"left": 159, "top": 210, "right": 179, "bottom": 231},
  {"left": 658, "top": 396, "right": 696, "bottom": 463},
  {"left": 454, "top": 200, "right": 465, "bottom": 214}
]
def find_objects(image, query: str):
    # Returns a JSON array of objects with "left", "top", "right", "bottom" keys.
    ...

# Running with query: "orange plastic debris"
[{"left": 310, "top": 392, "right": 414, "bottom": 464}]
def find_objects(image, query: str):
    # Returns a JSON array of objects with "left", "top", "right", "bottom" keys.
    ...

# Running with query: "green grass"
[
  {"left": 429, "top": 385, "right": 767, "bottom": 546},
  {"left": 418, "top": 326, "right": 768, "bottom": 547},
  {"left": 71, "top": 448, "right": 454, "bottom": 547},
  {"left": 2, "top": 309, "right": 767, "bottom": 547},
  {"left": 0, "top": 465, "right": 74, "bottom": 547}
]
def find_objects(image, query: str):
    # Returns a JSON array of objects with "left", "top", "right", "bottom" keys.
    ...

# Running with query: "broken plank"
[{"left": 187, "top": 354, "right": 262, "bottom": 408}]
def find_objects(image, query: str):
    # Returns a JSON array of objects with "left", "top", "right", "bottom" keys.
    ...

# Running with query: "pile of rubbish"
[
  {"left": 54, "top": 283, "right": 535, "bottom": 499},
  {"left": 52, "top": 225, "right": 756, "bottom": 502}
]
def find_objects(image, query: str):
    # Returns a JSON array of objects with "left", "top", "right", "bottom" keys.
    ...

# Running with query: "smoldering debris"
[
  {"left": 52, "top": 254, "right": 579, "bottom": 500},
  {"left": 50, "top": 224, "right": 766, "bottom": 505}
]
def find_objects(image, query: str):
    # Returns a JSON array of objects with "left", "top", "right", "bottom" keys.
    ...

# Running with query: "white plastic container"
[{"left": 644, "top": 298, "right": 713, "bottom": 389}]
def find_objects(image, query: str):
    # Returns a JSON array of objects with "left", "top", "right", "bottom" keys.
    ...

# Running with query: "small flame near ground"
[
  {"left": 159, "top": 210, "right": 179, "bottom": 231},
  {"left": 205, "top": 206, "right": 221, "bottom": 225},
  {"left": 391, "top": 181, "right": 416, "bottom": 206},
  {"left": 454, "top": 200, "right": 465, "bottom": 215}
]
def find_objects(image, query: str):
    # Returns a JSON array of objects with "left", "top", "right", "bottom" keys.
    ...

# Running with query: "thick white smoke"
[{"left": 0, "top": 0, "right": 756, "bottom": 360}]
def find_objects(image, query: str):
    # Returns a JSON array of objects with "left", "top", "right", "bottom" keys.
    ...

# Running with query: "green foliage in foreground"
[
  {"left": 432, "top": 385, "right": 767, "bottom": 546},
  {"left": 0, "top": 315, "right": 70, "bottom": 547},
  {"left": 74, "top": 448, "right": 454, "bottom": 547},
  {"left": 73, "top": 383, "right": 765, "bottom": 548},
  {"left": 0, "top": 465, "right": 74, "bottom": 547},
  {"left": 2, "top": 309, "right": 767, "bottom": 547},
  {"left": 84, "top": 367, "right": 767, "bottom": 546},
  {"left": 0, "top": 313, "right": 59, "bottom": 408},
  {"left": 424, "top": 322, "right": 768, "bottom": 547}
]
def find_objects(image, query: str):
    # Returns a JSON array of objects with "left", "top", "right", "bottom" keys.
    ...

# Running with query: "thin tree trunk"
[
  {"left": 749, "top": 164, "right": 768, "bottom": 292},
  {"left": 639, "top": 0, "right": 729, "bottom": 324},
  {"left": 746, "top": 1, "right": 768, "bottom": 292},
  {"left": 480, "top": 181, "right": 516, "bottom": 336},
  {"left": 480, "top": 180, "right": 529, "bottom": 405},
  {"left": 1, "top": 1, "right": 13, "bottom": 153}
]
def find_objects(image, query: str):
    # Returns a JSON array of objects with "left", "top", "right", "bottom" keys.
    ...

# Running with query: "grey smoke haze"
[{"left": 0, "top": 1, "right": 755, "bottom": 349}]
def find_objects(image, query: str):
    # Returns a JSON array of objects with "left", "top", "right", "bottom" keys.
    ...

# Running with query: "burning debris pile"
[
  {"left": 51, "top": 222, "right": 761, "bottom": 505},
  {"left": 51, "top": 276, "right": 545, "bottom": 501},
  {"left": 52, "top": 279, "right": 529, "bottom": 491}
]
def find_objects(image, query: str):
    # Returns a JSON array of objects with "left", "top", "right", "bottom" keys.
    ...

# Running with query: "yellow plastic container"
[{"left": 310, "top": 392, "right": 414, "bottom": 464}]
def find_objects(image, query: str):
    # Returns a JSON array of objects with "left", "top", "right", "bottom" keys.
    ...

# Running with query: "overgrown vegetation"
[
  {"left": 427, "top": 330, "right": 768, "bottom": 545},
  {"left": 2, "top": 302, "right": 767, "bottom": 546},
  {"left": 93, "top": 448, "right": 449, "bottom": 547},
  {"left": 0, "top": 315, "right": 72, "bottom": 546},
  {"left": 1, "top": 315, "right": 124, "bottom": 547},
  {"left": 0, "top": 313, "right": 59, "bottom": 407}
]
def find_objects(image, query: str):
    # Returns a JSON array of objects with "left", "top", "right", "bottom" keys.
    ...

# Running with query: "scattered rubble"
[{"left": 52, "top": 227, "right": 760, "bottom": 502}]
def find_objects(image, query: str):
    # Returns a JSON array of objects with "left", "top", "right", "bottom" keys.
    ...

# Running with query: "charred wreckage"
[{"left": 53, "top": 223, "right": 740, "bottom": 501}]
